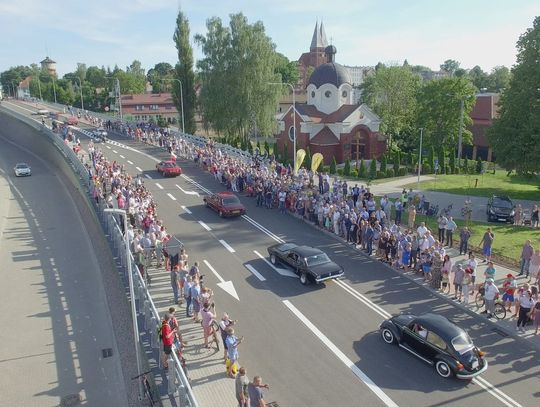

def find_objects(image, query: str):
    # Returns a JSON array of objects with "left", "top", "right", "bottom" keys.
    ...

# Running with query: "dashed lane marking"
[
  {"left": 167, "top": 193, "right": 177, "bottom": 201},
  {"left": 219, "top": 239, "right": 235, "bottom": 253},
  {"left": 181, "top": 205, "right": 192, "bottom": 214},
  {"left": 136, "top": 166, "right": 143, "bottom": 172},
  {"left": 245, "top": 264, "right": 266, "bottom": 281},
  {"left": 198, "top": 221, "right": 212, "bottom": 231},
  {"left": 156, "top": 183, "right": 164, "bottom": 190},
  {"left": 127, "top": 160, "right": 133, "bottom": 165}
]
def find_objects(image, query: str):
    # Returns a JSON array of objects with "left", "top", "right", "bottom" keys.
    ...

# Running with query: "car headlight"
[
  {"left": 489, "top": 208, "right": 495, "bottom": 214},
  {"left": 510, "top": 210, "right": 515, "bottom": 216}
]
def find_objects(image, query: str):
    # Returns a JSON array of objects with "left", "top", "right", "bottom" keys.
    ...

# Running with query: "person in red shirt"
[{"left": 161, "top": 313, "right": 177, "bottom": 369}]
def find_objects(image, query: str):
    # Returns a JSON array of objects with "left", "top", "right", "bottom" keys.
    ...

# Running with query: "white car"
[
  {"left": 36, "top": 109, "right": 49, "bottom": 115},
  {"left": 14, "top": 163, "right": 32, "bottom": 177},
  {"left": 92, "top": 127, "right": 108, "bottom": 141}
]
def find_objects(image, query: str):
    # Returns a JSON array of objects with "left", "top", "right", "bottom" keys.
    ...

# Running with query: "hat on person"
[{"left": 506, "top": 273, "right": 514, "bottom": 278}]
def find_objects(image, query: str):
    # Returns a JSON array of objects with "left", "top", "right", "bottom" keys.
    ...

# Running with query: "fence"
[{"left": 1, "top": 105, "right": 199, "bottom": 407}]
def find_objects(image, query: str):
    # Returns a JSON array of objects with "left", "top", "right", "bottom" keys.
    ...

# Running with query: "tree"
[
  {"left": 147, "top": 62, "right": 174, "bottom": 93},
  {"left": 380, "top": 154, "right": 387, "bottom": 173},
  {"left": 330, "top": 157, "right": 337, "bottom": 174},
  {"left": 440, "top": 59, "right": 460, "bottom": 76},
  {"left": 173, "top": 10, "right": 197, "bottom": 134},
  {"left": 428, "top": 146, "right": 435, "bottom": 174},
  {"left": 487, "top": 66, "right": 511, "bottom": 92},
  {"left": 468, "top": 65, "right": 489, "bottom": 90},
  {"left": 361, "top": 65, "right": 420, "bottom": 149},
  {"left": 393, "top": 151, "right": 400, "bottom": 175},
  {"left": 369, "top": 159, "right": 377, "bottom": 179},
  {"left": 275, "top": 53, "right": 300, "bottom": 85},
  {"left": 358, "top": 160, "right": 366, "bottom": 178},
  {"left": 488, "top": 17, "right": 540, "bottom": 174},
  {"left": 449, "top": 150, "right": 456, "bottom": 173},
  {"left": 263, "top": 140, "right": 270, "bottom": 155},
  {"left": 437, "top": 146, "right": 446, "bottom": 173},
  {"left": 86, "top": 66, "right": 107, "bottom": 88},
  {"left": 196, "top": 13, "right": 282, "bottom": 142},
  {"left": 343, "top": 159, "right": 351, "bottom": 176},
  {"left": 416, "top": 76, "right": 477, "bottom": 148},
  {"left": 476, "top": 157, "right": 483, "bottom": 174},
  {"left": 304, "top": 146, "right": 312, "bottom": 170}
]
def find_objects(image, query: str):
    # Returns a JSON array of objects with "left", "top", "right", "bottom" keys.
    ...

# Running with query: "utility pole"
[
  {"left": 52, "top": 76, "right": 57, "bottom": 104},
  {"left": 417, "top": 127, "right": 423, "bottom": 190}
]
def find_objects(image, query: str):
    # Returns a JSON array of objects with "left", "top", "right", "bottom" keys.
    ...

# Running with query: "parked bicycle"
[
  {"left": 132, "top": 370, "right": 155, "bottom": 406},
  {"left": 475, "top": 290, "right": 507, "bottom": 320},
  {"left": 440, "top": 203, "right": 453, "bottom": 217}
]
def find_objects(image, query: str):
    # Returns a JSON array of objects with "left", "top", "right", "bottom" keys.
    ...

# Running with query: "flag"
[
  {"left": 295, "top": 149, "right": 306, "bottom": 174},
  {"left": 312, "top": 153, "right": 324, "bottom": 172}
]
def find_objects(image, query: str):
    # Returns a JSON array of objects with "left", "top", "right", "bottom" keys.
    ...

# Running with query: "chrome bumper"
[{"left": 456, "top": 360, "right": 488, "bottom": 379}]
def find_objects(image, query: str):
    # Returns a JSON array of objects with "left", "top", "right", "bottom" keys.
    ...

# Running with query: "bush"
[
  {"left": 359, "top": 160, "right": 366, "bottom": 178},
  {"left": 376, "top": 170, "right": 386, "bottom": 179},
  {"left": 380, "top": 155, "right": 387, "bottom": 173},
  {"left": 343, "top": 159, "right": 351, "bottom": 176},
  {"left": 449, "top": 151, "right": 456, "bottom": 173},
  {"left": 393, "top": 151, "right": 400, "bottom": 175},
  {"left": 399, "top": 167, "right": 407, "bottom": 176},
  {"left": 329, "top": 156, "right": 337, "bottom": 174},
  {"left": 422, "top": 163, "right": 432, "bottom": 174},
  {"left": 386, "top": 168, "right": 395, "bottom": 178},
  {"left": 263, "top": 140, "right": 270, "bottom": 155},
  {"left": 350, "top": 169, "right": 358, "bottom": 178},
  {"left": 337, "top": 168, "right": 343, "bottom": 176},
  {"left": 476, "top": 158, "right": 483, "bottom": 174},
  {"left": 454, "top": 167, "right": 460, "bottom": 174},
  {"left": 463, "top": 156, "right": 469, "bottom": 172},
  {"left": 321, "top": 165, "right": 330, "bottom": 173},
  {"left": 369, "top": 159, "right": 377, "bottom": 179}
]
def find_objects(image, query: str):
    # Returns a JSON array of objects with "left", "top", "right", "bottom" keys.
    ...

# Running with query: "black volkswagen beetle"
[
  {"left": 267, "top": 243, "right": 344, "bottom": 285},
  {"left": 379, "top": 313, "right": 488, "bottom": 379}
]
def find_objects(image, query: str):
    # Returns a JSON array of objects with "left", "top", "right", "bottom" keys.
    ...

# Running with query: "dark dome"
[{"left": 308, "top": 62, "right": 351, "bottom": 88}]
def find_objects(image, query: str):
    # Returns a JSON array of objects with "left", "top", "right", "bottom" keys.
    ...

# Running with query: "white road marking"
[
  {"left": 219, "top": 239, "right": 235, "bottom": 253},
  {"left": 245, "top": 264, "right": 266, "bottom": 281},
  {"left": 119, "top": 154, "right": 125, "bottom": 159},
  {"left": 112, "top": 150, "right": 118, "bottom": 153},
  {"left": 136, "top": 166, "right": 143, "bottom": 172},
  {"left": 175, "top": 184, "right": 200, "bottom": 196},
  {"left": 106, "top": 145, "right": 111, "bottom": 149},
  {"left": 283, "top": 300, "right": 398, "bottom": 407},
  {"left": 167, "top": 193, "right": 177, "bottom": 201},
  {"left": 253, "top": 250, "right": 298, "bottom": 278},
  {"left": 334, "top": 280, "right": 391, "bottom": 319},
  {"left": 155, "top": 183, "right": 164, "bottom": 190},
  {"left": 473, "top": 377, "right": 523, "bottom": 407},
  {"left": 198, "top": 221, "right": 212, "bottom": 231},
  {"left": 203, "top": 260, "right": 239, "bottom": 300},
  {"left": 127, "top": 160, "right": 133, "bottom": 165},
  {"left": 181, "top": 205, "right": 192, "bottom": 214},
  {"left": 144, "top": 174, "right": 152, "bottom": 179},
  {"left": 242, "top": 215, "right": 285, "bottom": 243},
  {"left": 181, "top": 174, "right": 212, "bottom": 194}
]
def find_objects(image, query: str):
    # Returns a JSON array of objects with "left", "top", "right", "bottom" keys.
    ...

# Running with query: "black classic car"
[
  {"left": 267, "top": 243, "right": 344, "bottom": 285},
  {"left": 380, "top": 313, "right": 488, "bottom": 379}
]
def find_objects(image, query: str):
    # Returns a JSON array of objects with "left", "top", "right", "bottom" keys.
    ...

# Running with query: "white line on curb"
[
  {"left": 245, "top": 264, "right": 266, "bottom": 281},
  {"left": 198, "top": 221, "right": 212, "bottom": 231},
  {"left": 167, "top": 193, "right": 176, "bottom": 201},
  {"left": 219, "top": 239, "right": 235, "bottom": 253},
  {"left": 283, "top": 300, "right": 398, "bottom": 407}
]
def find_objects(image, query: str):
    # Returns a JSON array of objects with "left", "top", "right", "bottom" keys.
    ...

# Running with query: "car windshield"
[
  {"left": 305, "top": 253, "right": 331, "bottom": 266},
  {"left": 451, "top": 332, "right": 474, "bottom": 354},
  {"left": 223, "top": 196, "right": 240, "bottom": 206},
  {"left": 163, "top": 162, "right": 174, "bottom": 167},
  {"left": 16, "top": 164, "right": 28, "bottom": 168},
  {"left": 492, "top": 198, "right": 512, "bottom": 208}
]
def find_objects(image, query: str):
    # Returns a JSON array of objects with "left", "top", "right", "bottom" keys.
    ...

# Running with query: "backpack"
[{"left": 157, "top": 324, "right": 164, "bottom": 341}]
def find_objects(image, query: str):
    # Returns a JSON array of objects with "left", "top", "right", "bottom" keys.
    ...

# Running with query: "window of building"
[
  {"left": 325, "top": 90, "right": 331, "bottom": 98},
  {"left": 342, "top": 91, "right": 347, "bottom": 98},
  {"left": 311, "top": 91, "right": 315, "bottom": 98}
]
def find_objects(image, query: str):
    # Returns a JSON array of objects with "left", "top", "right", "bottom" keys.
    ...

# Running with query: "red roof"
[
  {"left": 311, "top": 126, "right": 340, "bottom": 145},
  {"left": 121, "top": 93, "right": 175, "bottom": 106},
  {"left": 295, "top": 104, "right": 358, "bottom": 124}
]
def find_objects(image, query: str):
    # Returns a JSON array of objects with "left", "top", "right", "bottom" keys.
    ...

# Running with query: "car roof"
[
  {"left": 293, "top": 245, "right": 325, "bottom": 257},
  {"left": 414, "top": 313, "right": 464, "bottom": 341},
  {"left": 15, "top": 163, "right": 29, "bottom": 167}
]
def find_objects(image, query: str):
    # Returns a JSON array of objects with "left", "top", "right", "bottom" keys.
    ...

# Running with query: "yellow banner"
[
  {"left": 295, "top": 149, "right": 306, "bottom": 174},
  {"left": 312, "top": 152, "right": 324, "bottom": 172}
]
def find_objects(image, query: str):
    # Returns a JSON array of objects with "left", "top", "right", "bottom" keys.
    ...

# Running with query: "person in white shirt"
[
  {"left": 417, "top": 222, "right": 428, "bottom": 238},
  {"left": 483, "top": 278, "right": 500, "bottom": 318},
  {"left": 517, "top": 289, "right": 536, "bottom": 332}
]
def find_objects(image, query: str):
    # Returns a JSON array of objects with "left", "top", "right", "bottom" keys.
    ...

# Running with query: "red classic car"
[
  {"left": 203, "top": 192, "right": 246, "bottom": 217},
  {"left": 156, "top": 160, "right": 182, "bottom": 177}
]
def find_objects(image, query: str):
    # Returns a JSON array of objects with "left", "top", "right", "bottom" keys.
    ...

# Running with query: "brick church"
[{"left": 275, "top": 24, "right": 386, "bottom": 165}]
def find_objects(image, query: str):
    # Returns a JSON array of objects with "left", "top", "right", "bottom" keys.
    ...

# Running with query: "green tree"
[
  {"left": 488, "top": 17, "right": 540, "bottom": 174},
  {"left": 416, "top": 76, "right": 476, "bottom": 148},
  {"left": 380, "top": 154, "right": 387, "bottom": 173},
  {"left": 173, "top": 10, "right": 197, "bottom": 134},
  {"left": 196, "top": 13, "right": 282, "bottom": 142},
  {"left": 369, "top": 159, "right": 377, "bottom": 179},
  {"left": 361, "top": 65, "right": 420, "bottom": 149},
  {"left": 330, "top": 157, "right": 337, "bottom": 174},
  {"left": 440, "top": 59, "right": 461, "bottom": 76},
  {"left": 343, "top": 159, "right": 351, "bottom": 176},
  {"left": 263, "top": 140, "right": 270, "bottom": 155},
  {"left": 428, "top": 146, "right": 435, "bottom": 174},
  {"left": 359, "top": 159, "right": 366, "bottom": 178},
  {"left": 304, "top": 146, "right": 312, "bottom": 170},
  {"left": 476, "top": 157, "right": 483, "bottom": 174},
  {"left": 438, "top": 146, "right": 446, "bottom": 173},
  {"left": 275, "top": 53, "right": 300, "bottom": 85},
  {"left": 393, "top": 150, "right": 400, "bottom": 175},
  {"left": 449, "top": 150, "right": 456, "bottom": 173},
  {"left": 147, "top": 62, "right": 174, "bottom": 93},
  {"left": 468, "top": 65, "right": 489, "bottom": 90},
  {"left": 487, "top": 66, "right": 511, "bottom": 92}
]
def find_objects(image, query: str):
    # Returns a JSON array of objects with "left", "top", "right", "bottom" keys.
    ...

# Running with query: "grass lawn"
[{"left": 408, "top": 171, "right": 540, "bottom": 201}]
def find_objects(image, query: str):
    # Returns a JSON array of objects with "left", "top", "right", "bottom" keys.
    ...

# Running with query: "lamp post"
[
  {"left": 51, "top": 76, "right": 57, "bottom": 104},
  {"left": 417, "top": 127, "right": 423, "bottom": 190},
  {"left": 103, "top": 208, "right": 142, "bottom": 399},
  {"left": 75, "top": 77, "right": 84, "bottom": 111},
  {"left": 268, "top": 82, "right": 296, "bottom": 174},
  {"left": 106, "top": 77, "right": 123, "bottom": 121},
  {"left": 161, "top": 78, "right": 184, "bottom": 134},
  {"left": 12, "top": 82, "right": 18, "bottom": 99}
]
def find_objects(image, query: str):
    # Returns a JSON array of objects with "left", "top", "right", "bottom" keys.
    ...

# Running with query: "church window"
[
  {"left": 325, "top": 90, "right": 331, "bottom": 98},
  {"left": 342, "top": 91, "right": 347, "bottom": 98},
  {"left": 311, "top": 91, "right": 315, "bottom": 98}
]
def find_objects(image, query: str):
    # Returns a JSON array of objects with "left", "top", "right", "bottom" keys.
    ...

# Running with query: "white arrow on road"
[
  {"left": 253, "top": 250, "right": 298, "bottom": 278},
  {"left": 203, "top": 259, "right": 239, "bottom": 301},
  {"left": 175, "top": 184, "right": 200, "bottom": 196}
]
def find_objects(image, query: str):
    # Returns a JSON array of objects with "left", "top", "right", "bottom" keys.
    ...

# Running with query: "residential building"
[
  {"left": 17, "top": 76, "right": 32, "bottom": 99},
  {"left": 120, "top": 93, "right": 179, "bottom": 123},
  {"left": 466, "top": 92, "right": 500, "bottom": 161}
]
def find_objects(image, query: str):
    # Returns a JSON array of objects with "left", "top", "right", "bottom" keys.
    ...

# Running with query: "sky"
[{"left": 0, "top": 0, "right": 538, "bottom": 77}]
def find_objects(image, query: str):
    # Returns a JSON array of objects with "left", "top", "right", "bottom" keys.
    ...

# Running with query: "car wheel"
[
  {"left": 435, "top": 360, "right": 453, "bottom": 378},
  {"left": 219, "top": 210, "right": 224, "bottom": 218},
  {"left": 270, "top": 254, "right": 277, "bottom": 265},
  {"left": 300, "top": 272, "right": 309, "bottom": 285},
  {"left": 381, "top": 328, "right": 396, "bottom": 345}
]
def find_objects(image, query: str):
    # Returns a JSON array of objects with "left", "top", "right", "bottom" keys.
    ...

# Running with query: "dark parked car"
[
  {"left": 267, "top": 243, "right": 344, "bottom": 285},
  {"left": 486, "top": 195, "right": 515, "bottom": 223},
  {"left": 203, "top": 191, "right": 246, "bottom": 217},
  {"left": 379, "top": 313, "right": 488, "bottom": 379},
  {"left": 156, "top": 160, "right": 182, "bottom": 177}
]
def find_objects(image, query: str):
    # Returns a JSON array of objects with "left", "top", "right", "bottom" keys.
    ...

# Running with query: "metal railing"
[{"left": 0, "top": 105, "right": 199, "bottom": 407}]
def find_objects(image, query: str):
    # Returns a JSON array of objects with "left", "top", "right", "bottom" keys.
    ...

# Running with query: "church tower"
[{"left": 297, "top": 20, "right": 329, "bottom": 90}]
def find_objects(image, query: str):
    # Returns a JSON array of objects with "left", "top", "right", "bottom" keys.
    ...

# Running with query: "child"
[
  {"left": 401, "top": 243, "right": 411, "bottom": 272},
  {"left": 462, "top": 268, "right": 472, "bottom": 306}
]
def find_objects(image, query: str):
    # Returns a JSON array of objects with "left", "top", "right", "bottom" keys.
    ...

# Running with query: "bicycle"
[
  {"left": 475, "top": 291, "right": 507, "bottom": 320},
  {"left": 132, "top": 370, "right": 155, "bottom": 406}
]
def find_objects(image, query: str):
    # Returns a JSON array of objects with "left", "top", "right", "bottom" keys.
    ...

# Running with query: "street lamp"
[
  {"left": 103, "top": 208, "right": 142, "bottom": 399},
  {"left": 417, "top": 127, "right": 423, "bottom": 190},
  {"left": 161, "top": 78, "right": 184, "bottom": 134},
  {"left": 74, "top": 77, "right": 84, "bottom": 111},
  {"left": 268, "top": 82, "right": 296, "bottom": 174},
  {"left": 105, "top": 77, "right": 123, "bottom": 121}
]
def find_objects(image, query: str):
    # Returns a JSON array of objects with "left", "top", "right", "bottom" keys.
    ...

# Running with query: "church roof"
[
  {"left": 308, "top": 45, "right": 351, "bottom": 88},
  {"left": 310, "top": 21, "right": 328, "bottom": 50},
  {"left": 41, "top": 56, "right": 56, "bottom": 64},
  {"left": 296, "top": 104, "right": 358, "bottom": 124}
]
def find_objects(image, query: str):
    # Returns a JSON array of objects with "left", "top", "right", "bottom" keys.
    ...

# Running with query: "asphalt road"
[
  {"left": 0, "top": 108, "right": 128, "bottom": 406},
  {"left": 5, "top": 100, "right": 540, "bottom": 407}
]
